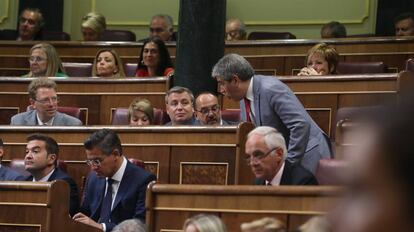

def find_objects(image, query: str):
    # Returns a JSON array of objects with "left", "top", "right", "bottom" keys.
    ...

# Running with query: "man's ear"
[
  {"left": 0, "top": 148, "right": 4, "bottom": 160},
  {"left": 29, "top": 98, "right": 36, "bottom": 109},
  {"left": 275, "top": 147, "right": 284, "bottom": 161},
  {"left": 48, "top": 153, "right": 57, "bottom": 165},
  {"left": 232, "top": 74, "right": 241, "bottom": 85}
]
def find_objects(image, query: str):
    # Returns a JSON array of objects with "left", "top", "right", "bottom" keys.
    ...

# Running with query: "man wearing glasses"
[
  {"left": 24, "top": 133, "right": 80, "bottom": 216},
  {"left": 10, "top": 78, "right": 82, "bottom": 126},
  {"left": 195, "top": 92, "right": 236, "bottom": 125},
  {"left": 73, "top": 129, "right": 156, "bottom": 231},
  {"left": 245, "top": 126, "right": 317, "bottom": 186}
]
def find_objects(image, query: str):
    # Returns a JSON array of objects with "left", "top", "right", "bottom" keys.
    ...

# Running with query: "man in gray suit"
[
  {"left": 10, "top": 78, "right": 82, "bottom": 126},
  {"left": 212, "top": 54, "right": 331, "bottom": 174},
  {"left": 0, "top": 138, "right": 26, "bottom": 181}
]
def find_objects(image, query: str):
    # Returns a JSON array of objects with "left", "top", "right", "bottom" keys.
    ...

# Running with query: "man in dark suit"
[
  {"left": 195, "top": 92, "right": 237, "bottom": 126},
  {"left": 165, "top": 86, "right": 199, "bottom": 126},
  {"left": 0, "top": 8, "right": 44, "bottom": 41},
  {"left": 73, "top": 129, "right": 156, "bottom": 232},
  {"left": 24, "top": 133, "right": 80, "bottom": 216},
  {"left": 0, "top": 138, "right": 26, "bottom": 181},
  {"left": 245, "top": 126, "right": 318, "bottom": 186},
  {"left": 212, "top": 54, "right": 331, "bottom": 174},
  {"left": 10, "top": 78, "right": 82, "bottom": 126}
]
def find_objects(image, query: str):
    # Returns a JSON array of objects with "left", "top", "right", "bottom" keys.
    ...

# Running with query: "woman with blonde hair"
[
  {"left": 92, "top": 49, "right": 126, "bottom": 78},
  {"left": 25, "top": 43, "right": 67, "bottom": 77},
  {"left": 81, "top": 12, "right": 106, "bottom": 41},
  {"left": 128, "top": 98, "right": 154, "bottom": 126},
  {"left": 298, "top": 43, "right": 339, "bottom": 76},
  {"left": 183, "top": 214, "right": 227, "bottom": 232}
]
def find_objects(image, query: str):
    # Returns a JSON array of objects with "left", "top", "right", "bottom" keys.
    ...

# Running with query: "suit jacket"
[
  {"left": 255, "top": 161, "right": 318, "bottom": 185},
  {"left": 80, "top": 159, "right": 156, "bottom": 231},
  {"left": 10, "top": 110, "right": 82, "bottom": 126},
  {"left": 26, "top": 168, "right": 80, "bottom": 216},
  {"left": 240, "top": 75, "right": 332, "bottom": 174},
  {"left": 0, "top": 165, "right": 26, "bottom": 181},
  {"left": 165, "top": 117, "right": 199, "bottom": 126}
]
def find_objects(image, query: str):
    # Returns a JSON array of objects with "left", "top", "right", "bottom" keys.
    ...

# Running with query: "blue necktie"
[{"left": 99, "top": 178, "right": 113, "bottom": 223}]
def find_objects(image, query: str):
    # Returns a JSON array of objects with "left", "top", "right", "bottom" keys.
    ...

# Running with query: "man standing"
[
  {"left": 245, "top": 126, "right": 318, "bottom": 185},
  {"left": 165, "top": 86, "right": 199, "bottom": 125},
  {"left": 394, "top": 12, "right": 414, "bottom": 36},
  {"left": 212, "top": 54, "right": 331, "bottom": 174},
  {"left": 0, "top": 138, "right": 25, "bottom": 181},
  {"left": 194, "top": 92, "right": 235, "bottom": 125},
  {"left": 24, "top": 133, "right": 80, "bottom": 216},
  {"left": 73, "top": 129, "right": 156, "bottom": 231},
  {"left": 10, "top": 78, "right": 82, "bottom": 126}
]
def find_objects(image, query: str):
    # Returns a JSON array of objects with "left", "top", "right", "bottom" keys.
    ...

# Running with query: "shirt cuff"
[{"left": 102, "top": 223, "right": 106, "bottom": 232}]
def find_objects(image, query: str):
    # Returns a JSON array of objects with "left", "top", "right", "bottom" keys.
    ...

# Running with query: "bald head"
[{"left": 195, "top": 93, "right": 221, "bottom": 125}]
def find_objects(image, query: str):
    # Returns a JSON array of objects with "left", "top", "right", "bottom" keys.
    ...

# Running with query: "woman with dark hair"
[{"left": 135, "top": 37, "right": 174, "bottom": 77}]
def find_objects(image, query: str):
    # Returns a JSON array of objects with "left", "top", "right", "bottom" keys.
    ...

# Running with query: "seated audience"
[
  {"left": 146, "top": 14, "right": 176, "bottom": 42},
  {"left": 13, "top": 8, "right": 44, "bottom": 41},
  {"left": 128, "top": 98, "right": 154, "bottom": 126},
  {"left": 394, "top": 12, "right": 414, "bottom": 36},
  {"left": 135, "top": 37, "right": 174, "bottom": 77},
  {"left": 241, "top": 217, "right": 286, "bottom": 232},
  {"left": 183, "top": 214, "right": 227, "bottom": 232},
  {"left": 296, "top": 216, "right": 331, "bottom": 232},
  {"left": 81, "top": 12, "right": 107, "bottom": 41},
  {"left": 24, "top": 133, "right": 79, "bottom": 216},
  {"left": 297, "top": 43, "right": 339, "bottom": 76},
  {"left": 165, "top": 86, "right": 198, "bottom": 125},
  {"left": 245, "top": 126, "right": 318, "bottom": 185},
  {"left": 195, "top": 92, "right": 234, "bottom": 125},
  {"left": 10, "top": 78, "right": 82, "bottom": 126},
  {"left": 225, "top": 18, "right": 247, "bottom": 41},
  {"left": 73, "top": 129, "right": 156, "bottom": 231},
  {"left": 0, "top": 138, "right": 25, "bottom": 181},
  {"left": 320, "top": 21, "right": 347, "bottom": 38},
  {"left": 330, "top": 97, "right": 414, "bottom": 232},
  {"left": 24, "top": 43, "right": 67, "bottom": 78},
  {"left": 112, "top": 219, "right": 148, "bottom": 232},
  {"left": 92, "top": 49, "right": 126, "bottom": 78}
]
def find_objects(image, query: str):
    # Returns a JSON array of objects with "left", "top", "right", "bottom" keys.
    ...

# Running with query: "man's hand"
[{"left": 72, "top": 213, "right": 103, "bottom": 230}]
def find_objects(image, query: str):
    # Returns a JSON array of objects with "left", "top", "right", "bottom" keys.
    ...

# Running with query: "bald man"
[{"left": 195, "top": 92, "right": 237, "bottom": 126}]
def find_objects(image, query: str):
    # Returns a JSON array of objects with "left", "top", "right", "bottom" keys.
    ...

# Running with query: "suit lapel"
[
  {"left": 47, "top": 168, "right": 58, "bottom": 181},
  {"left": 26, "top": 110, "right": 37, "bottom": 125},
  {"left": 91, "top": 177, "right": 106, "bottom": 218},
  {"left": 0, "top": 167, "right": 5, "bottom": 180},
  {"left": 112, "top": 162, "right": 131, "bottom": 211},
  {"left": 252, "top": 77, "right": 262, "bottom": 125},
  {"left": 280, "top": 161, "right": 292, "bottom": 185}
]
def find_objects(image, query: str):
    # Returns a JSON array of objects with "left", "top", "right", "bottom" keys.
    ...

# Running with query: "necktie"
[
  {"left": 99, "top": 178, "right": 114, "bottom": 223},
  {"left": 244, "top": 98, "right": 251, "bottom": 122}
]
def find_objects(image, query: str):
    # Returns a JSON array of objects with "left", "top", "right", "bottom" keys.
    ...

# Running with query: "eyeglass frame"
[
  {"left": 244, "top": 147, "right": 279, "bottom": 165},
  {"left": 85, "top": 154, "right": 111, "bottom": 167},
  {"left": 28, "top": 56, "right": 47, "bottom": 63},
  {"left": 195, "top": 104, "right": 220, "bottom": 115},
  {"left": 34, "top": 96, "right": 59, "bottom": 105}
]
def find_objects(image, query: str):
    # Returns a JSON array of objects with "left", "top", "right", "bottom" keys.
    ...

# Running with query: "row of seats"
[{"left": 62, "top": 61, "right": 389, "bottom": 77}]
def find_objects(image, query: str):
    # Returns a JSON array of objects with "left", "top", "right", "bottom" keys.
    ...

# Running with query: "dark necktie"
[
  {"left": 99, "top": 178, "right": 114, "bottom": 223},
  {"left": 244, "top": 98, "right": 252, "bottom": 122}
]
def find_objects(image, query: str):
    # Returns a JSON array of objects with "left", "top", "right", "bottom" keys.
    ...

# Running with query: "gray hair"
[
  {"left": 112, "top": 219, "right": 148, "bottom": 232},
  {"left": 165, "top": 86, "right": 194, "bottom": 105},
  {"left": 247, "top": 126, "right": 287, "bottom": 160},
  {"left": 151, "top": 14, "right": 174, "bottom": 30},
  {"left": 211, "top": 54, "right": 254, "bottom": 81},
  {"left": 82, "top": 12, "right": 107, "bottom": 34},
  {"left": 226, "top": 18, "right": 247, "bottom": 38}
]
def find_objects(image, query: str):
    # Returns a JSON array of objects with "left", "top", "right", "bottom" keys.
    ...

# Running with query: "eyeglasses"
[
  {"left": 196, "top": 104, "right": 220, "bottom": 115},
  {"left": 85, "top": 158, "right": 103, "bottom": 167},
  {"left": 29, "top": 56, "right": 47, "bottom": 63},
  {"left": 35, "top": 96, "right": 59, "bottom": 105},
  {"left": 244, "top": 147, "right": 278, "bottom": 165}
]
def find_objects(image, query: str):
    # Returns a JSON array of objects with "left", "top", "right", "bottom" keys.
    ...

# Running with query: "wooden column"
[{"left": 174, "top": 0, "right": 226, "bottom": 96}]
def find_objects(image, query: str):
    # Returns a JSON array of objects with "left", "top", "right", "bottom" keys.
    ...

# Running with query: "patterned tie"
[
  {"left": 99, "top": 178, "right": 114, "bottom": 223},
  {"left": 244, "top": 98, "right": 252, "bottom": 122}
]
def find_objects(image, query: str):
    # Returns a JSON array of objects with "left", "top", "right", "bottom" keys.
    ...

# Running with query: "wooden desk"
[
  {"left": 1, "top": 37, "right": 413, "bottom": 76},
  {"left": 145, "top": 183, "right": 343, "bottom": 232},
  {"left": 0, "top": 123, "right": 255, "bottom": 189},
  {"left": 0, "top": 77, "right": 170, "bottom": 125},
  {"left": 0, "top": 181, "right": 101, "bottom": 232},
  {"left": 221, "top": 73, "right": 400, "bottom": 137}
]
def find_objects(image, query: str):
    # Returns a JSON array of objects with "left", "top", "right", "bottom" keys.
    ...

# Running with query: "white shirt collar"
[
  {"left": 33, "top": 168, "right": 55, "bottom": 182},
  {"left": 246, "top": 78, "right": 254, "bottom": 102},
  {"left": 266, "top": 162, "right": 285, "bottom": 186},
  {"left": 36, "top": 113, "right": 55, "bottom": 126},
  {"left": 110, "top": 156, "right": 127, "bottom": 183}
]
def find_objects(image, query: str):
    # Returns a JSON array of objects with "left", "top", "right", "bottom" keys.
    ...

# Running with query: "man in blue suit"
[
  {"left": 0, "top": 138, "right": 26, "bottom": 181},
  {"left": 212, "top": 54, "right": 332, "bottom": 174},
  {"left": 24, "top": 134, "right": 79, "bottom": 216},
  {"left": 73, "top": 129, "right": 156, "bottom": 232}
]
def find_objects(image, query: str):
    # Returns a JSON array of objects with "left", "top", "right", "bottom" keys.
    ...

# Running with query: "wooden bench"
[
  {"left": 0, "top": 77, "right": 170, "bottom": 125},
  {"left": 145, "top": 183, "right": 343, "bottom": 232},
  {"left": 1, "top": 37, "right": 414, "bottom": 76},
  {"left": 0, "top": 123, "right": 255, "bottom": 189},
  {"left": 0, "top": 180, "right": 100, "bottom": 232}
]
